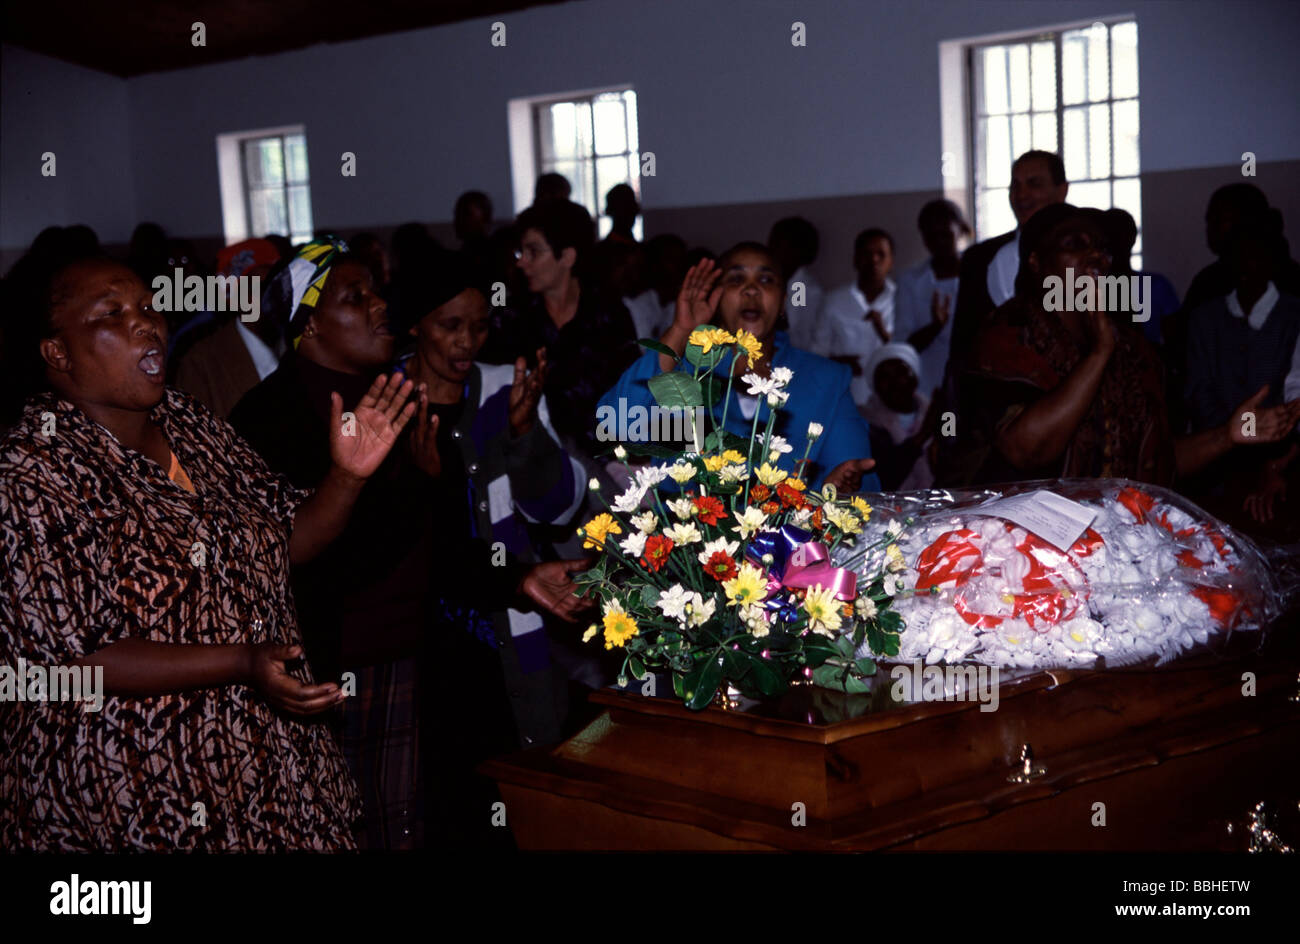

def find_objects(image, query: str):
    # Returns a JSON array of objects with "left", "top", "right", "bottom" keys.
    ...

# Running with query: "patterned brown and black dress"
[{"left": 0, "top": 388, "right": 361, "bottom": 851}]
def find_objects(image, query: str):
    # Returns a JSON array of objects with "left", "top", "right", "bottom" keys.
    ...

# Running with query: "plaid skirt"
[{"left": 339, "top": 658, "right": 423, "bottom": 850}]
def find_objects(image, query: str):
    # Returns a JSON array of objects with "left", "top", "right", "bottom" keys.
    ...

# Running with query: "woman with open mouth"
[
  {"left": 600, "top": 241, "right": 882, "bottom": 494},
  {"left": 0, "top": 248, "right": 420, "bottom": 851}
]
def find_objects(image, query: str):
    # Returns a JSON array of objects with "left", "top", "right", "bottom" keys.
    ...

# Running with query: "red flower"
[
  {"left": 692, "top": 495, "right": 728, "bottom": 526},
  {"left": 642, "top": 535, "right": 674, "bottom": 572},
  {"left": 704, "top": 551, "right": 738, "bottom": 582},
  {"left": 749, "top": 484, "right": 771, "bottom": 504},
  {"left": 760, "top": 500, "right": 780, "bottom": 515},
  {"left": 776, "top": 482, "right": 806, "bottom": 509}
]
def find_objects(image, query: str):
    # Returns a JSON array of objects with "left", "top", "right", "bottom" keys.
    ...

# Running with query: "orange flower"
[
  {"left": 761, "top": 500, "right": 780, "bottom": 515},
  {"left": 704, "top": 551, "right": 738, "bottom": 582},
  {"left": 811, "top": 507, "right": 825, "bottom": 530},
  {"left": 642, "top": 535, "right": 674, "bottom": 571},
  {"left": 691, "top": 495, "right": 728, "bottom": 526},
  {"left": 776, "top": 482, "right": 806, "bottom": 509},
  {"left": 749, "top": 484, "right": 771, "bottom": 504}
]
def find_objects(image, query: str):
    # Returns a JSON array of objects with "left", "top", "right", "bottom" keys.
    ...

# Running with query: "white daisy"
[
  {"left": 656, "top": 584, "right": 692, "bottom": 622},
  {"left": 663, "top": 521, "right": 703, "bottom": 545},
  {"left": 696, "top": 536, "right": 740, "bottom": 565}
]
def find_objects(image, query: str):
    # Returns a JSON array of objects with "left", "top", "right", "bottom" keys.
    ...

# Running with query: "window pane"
[
  {"left": 593, "top": 96, "right": 627, "bottom": 156},
  {"left": 624, "top": 90, "right": 639, "bottom": 152},
  {"left": 1031, "top": 41, "right": 1056, "bottom": 111},
  {"left": 1070, "top": 180, "right": 1111, "bottom": 210},
  {"left": 287, "top": 185, "right": 312, "bottom": 238},
  {"left": 250, "top": 188, "right": 288, "bottom": 237},
  {"left": 1008, "top": 44, "right": 1031, "bottom": 113},
  {"left": 596, "top": 156, "right": 633, "bottom": 207},
  {"left": 1011, "top": 113, "right": 1032, "bottom": 160},
  {"left": 981, "top": 46, "right": 1008, "bottom": 114},
  {"left": 1088, "top": 102, "right": 1111, "bottom": 178},
  {"left": 978, "top": 187, "right": 1015, "bottom": 241},
  {"left": 1112, "top": 21, "right": 1138, "bottom": 98},
  {"left": 1113, "top": 99, "right": 1140, "bottom": 176},
  {"left": 1062, "top": 34, "right": 1085, "bottom": 105},
  {"left": 980, "top": 115, "right": 1011, "bottom": 188},
  {"left": 285, "top": 134, "right": 309, "bottom": 183},
  {"left": 244, "top": 138, "right": 284, "bottom": 188},
  {"left": 628, "top": 155, "right": 642, "bottom": 195},
  {"left": 1062, "top": 106, "right": 1088, "bottom": 181},
  {"left": 1032, "top": 111, "right": 1058, "bottom": 152},
  {"left": 1087, "top": 24, "right": 1110, "bottom": 101}
]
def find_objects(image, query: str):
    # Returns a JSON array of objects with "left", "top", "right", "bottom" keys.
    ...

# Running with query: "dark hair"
[
  {"left": 717, "top": 241, "right": 781, "bottom": 280},
  {"left": 1013, "top": 149, "right": 1067, "bottom": 186},
  {"left": 455, "top": 190, "right": 493, "bottom": 220},
  {"left": 918, "top": 199, "right": 972, "bottom": 235},
  {"left": 767, "top": 216, "right": 820, "bottom": 266},
  {"left": 1, "top": 249, "right": 113, "bottom": 419},
  {"left": 516, "top": 200, "right": 596, "bottom": 274},
  {"left": 1226, "top": 206, "right": 1285, "bottom": 261},
  {"left": 854, "top": 228, "right": 895, "bottom": 254},
  {"left": 534, "top": 172, "right": 572, "bottom": 202},
  {"left": 1208, "top": 183, "right": 1268, "bottom": 216}
]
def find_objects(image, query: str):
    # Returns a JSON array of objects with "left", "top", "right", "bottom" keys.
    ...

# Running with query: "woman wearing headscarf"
[
  {"left": 229, "top": 239, "right": 590, "bottom": 849},
  {"left": 0, "top": 249, "right": 419, "bottom": 851},
  {"left": 860, "top": 342, "right": 938, "bottom": 490}
]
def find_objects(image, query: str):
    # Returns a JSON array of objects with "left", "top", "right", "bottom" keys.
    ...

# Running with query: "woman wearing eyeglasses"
[{"left": 479, "top": 200, "right": 640, "bottom": 462}]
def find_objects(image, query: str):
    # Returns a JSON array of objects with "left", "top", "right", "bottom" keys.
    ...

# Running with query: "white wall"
[
  {"left": 3, "top": 0, "right": 1298, "bottom": 248},
  {"left": 0, "top": 44, "right": 136, "bottom": 249}
]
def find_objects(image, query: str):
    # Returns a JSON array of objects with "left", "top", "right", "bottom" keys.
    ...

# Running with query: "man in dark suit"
[
  {"left": 949, "top": 150, "right": 1070, "bottom": 367},
  {"left": 936, "top": 150, "right": 1068, "bottom": 486}
]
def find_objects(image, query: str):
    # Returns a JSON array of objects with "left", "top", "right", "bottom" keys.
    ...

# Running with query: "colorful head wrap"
[
  {"left": 262, "top": 236, "right": 349, "bottom": 346},
  {"left": 216, "top": 238, "right": 279, "bottom": 279}
]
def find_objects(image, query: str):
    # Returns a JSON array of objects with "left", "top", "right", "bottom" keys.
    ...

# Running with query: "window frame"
[{"left": 960, "top": 16, "right": 1140, "bottom": 258}]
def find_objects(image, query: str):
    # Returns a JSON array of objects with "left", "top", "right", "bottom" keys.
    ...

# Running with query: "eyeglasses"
[{"left": 514, "top": 244, "right": 552, "bottom": 262}]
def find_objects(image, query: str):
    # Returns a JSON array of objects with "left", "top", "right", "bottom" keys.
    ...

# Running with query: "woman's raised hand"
[
  {"left": 329, "top": 373, "right": 418, "bottom": 482},
  {"left": 508, "top": 347, "right": 548, "bottom": 437},
  {"left": 672, "top": 258, "right": 723, "bottom": 333}
]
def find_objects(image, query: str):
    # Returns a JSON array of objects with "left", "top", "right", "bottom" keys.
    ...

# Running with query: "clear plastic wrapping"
[{"left": 833, "top": 478, "right": 1291, "bottom": 670}]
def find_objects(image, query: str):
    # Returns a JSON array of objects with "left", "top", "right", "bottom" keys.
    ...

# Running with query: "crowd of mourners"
[{"left": 1, "top": 152, "right": 1297, "bottom": 851}]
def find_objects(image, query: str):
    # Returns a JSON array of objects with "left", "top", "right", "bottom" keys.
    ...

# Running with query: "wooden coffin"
[{"left": 482, "top": 633, "right": 1300, "bottom": 851}]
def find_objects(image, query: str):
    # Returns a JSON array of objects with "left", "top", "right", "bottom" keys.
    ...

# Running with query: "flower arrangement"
[{"left": 575, "top": 330, "right": 905, "bottom": 710}]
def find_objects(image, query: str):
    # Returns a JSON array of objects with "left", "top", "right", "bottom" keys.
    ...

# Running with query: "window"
[
  {"left": 215, "top": 126, "right": 313, "bottom": 246},
  {"left": 968, "top": 20, "right": 1141, "bottom": 266},
  {"left": 510, "top": 87, "right": 641, "bottom": 240}
]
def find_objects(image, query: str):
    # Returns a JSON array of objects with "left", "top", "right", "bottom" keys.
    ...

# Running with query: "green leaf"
[
  {"left": 684, "top": 342, "right": 726, "bottom": 370},
  {"left": 628, "top": 656, "right": 646, "bottom": 680},
  {"left": 620, "top": 441, "right": 679, "bottom": 459},
  {"left": 854, "top": 657, "right": 878, "bottom": 676},
  {"left": 683, "top": 657, "right": 723, "bottom": 711},
  {"left": 745, "top": 654, "right": 787, "bottom": 696},
  {"left": 638, "top": 338, "right": 680, "bottom": 360},
  {"left": 647, "top": 372, "right": 705, "bottom": 410},
  {"left": 672, "top": 671, "right": 688, "bottom": 699},
  {"left": 640, "top": 584, "right": 661, "bottom": 609},
  {"left": 812, "top": 664, "right": 871, "bottom": 694}
]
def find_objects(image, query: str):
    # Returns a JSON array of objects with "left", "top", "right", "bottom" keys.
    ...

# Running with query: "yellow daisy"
[
  {"left": 722, "top": 563, "right": 768, "bottom": 607},
  {"left": 802, "top": 584, "right": 843, "bottom": 636},
  {"left": 581, "top": 512, "right": 622, "bottom": 550},
  {"left": 687, "top": 326, "right": 735, "bottom": 353},
  {"left": 850, "top": 496, "right": 872, "bottom": 518},
  {"left": 754, "top": 462, "right": 787, "bottom": 486},
  {"left": 703, "top": 454, "right": 727, "bottom": 472},
  {"left": 720, "top": 449, "right": 746, "bottom": 465},
  {"left": 603, "top": 608, "right": 640, "bottom": 649},
  {"left": 733, "top": 330, "right": 763, "bottom": 365}
]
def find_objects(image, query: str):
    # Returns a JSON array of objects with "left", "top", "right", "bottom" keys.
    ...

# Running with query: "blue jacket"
[{"left": 598, "top": 330, "right": 880, "bottom": 491}]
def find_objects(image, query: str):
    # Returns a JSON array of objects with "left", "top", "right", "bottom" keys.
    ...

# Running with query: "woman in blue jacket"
[{"left": 599, "top": 241, "right": 880, "bottom": 493}]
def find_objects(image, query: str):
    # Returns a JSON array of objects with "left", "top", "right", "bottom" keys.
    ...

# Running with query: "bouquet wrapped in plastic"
[{"left": 835, "top": 479, "right": 1290, "bottom": 670}]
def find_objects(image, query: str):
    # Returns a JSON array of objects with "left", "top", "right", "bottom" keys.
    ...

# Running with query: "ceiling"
[{"left": 3, "top": 0, "right": 573, "bottom": 77}]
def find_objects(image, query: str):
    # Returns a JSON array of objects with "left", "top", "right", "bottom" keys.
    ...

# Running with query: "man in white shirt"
[
  {"left": 950, "top": 150, "right": 1069, "bottom": 373},
  {"left": 769, "top": 216, "right": 826, "bottom": 351},
  {"left": 821, "top": 228, "right": 896, "bottom": 408},
  {"left": 895, "top": 199, "right": 971, "bottom": 399}
]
